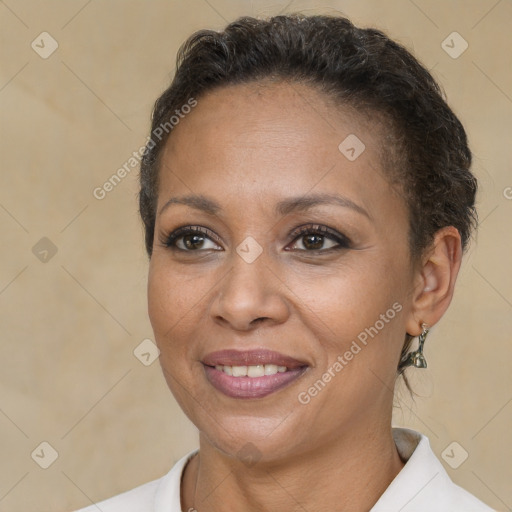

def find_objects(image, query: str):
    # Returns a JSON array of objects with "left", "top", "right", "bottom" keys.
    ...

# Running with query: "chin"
[{"left": 201, "top": 425, "right": 301, "bottom": 467}]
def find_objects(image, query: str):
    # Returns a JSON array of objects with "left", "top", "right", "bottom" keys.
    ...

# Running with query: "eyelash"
[
  {"left": 286, "top": 224, "right": 352, "bottom": 254},
  {"left": 161, "top": 224, "right": 351, "bottom": 253},
  {"left": 162, "top": 226, "right": 221, "bottom": 250}
]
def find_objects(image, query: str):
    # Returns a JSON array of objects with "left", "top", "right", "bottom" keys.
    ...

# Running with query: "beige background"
[{"left": 0, "top": 0, "right": 511, "bottom": 510}]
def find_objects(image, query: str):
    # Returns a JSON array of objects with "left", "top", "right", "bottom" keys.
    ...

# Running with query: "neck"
[{"left": 182, "top": 424, "right": 405, "bottom": 512}]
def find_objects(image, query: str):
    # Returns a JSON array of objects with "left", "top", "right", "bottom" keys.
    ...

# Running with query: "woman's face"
[{"left": 148, "top": 81, "right": 417, "bottom": 462}]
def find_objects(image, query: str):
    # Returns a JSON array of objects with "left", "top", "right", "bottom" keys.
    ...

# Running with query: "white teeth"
[
  {"left": 215, "top": 364, "right": 289, "bottom": 377},
  {"left": 247, "top": 365, "right": 265, "bottom": 377},
  {"left": 264, "top": 364, "right": 278, "bottom": 375},
  {"left": 232, "top": 365, "right": 248, "bottom": 377}
]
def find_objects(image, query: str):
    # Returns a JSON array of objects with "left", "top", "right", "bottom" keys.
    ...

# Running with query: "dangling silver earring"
[{"left": 404, "top": 323, "right": 429, "bottom": 369}]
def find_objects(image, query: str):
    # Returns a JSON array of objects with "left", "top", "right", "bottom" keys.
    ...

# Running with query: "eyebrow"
[
  {"left": 159, "top": 194, "right": 220, "bottom": 216},
  {"left": 275, "top": 193, "right": 370, "bottom": 219},
  {"left": 159, "top": 192, "right": 370, "bottom": 219}
]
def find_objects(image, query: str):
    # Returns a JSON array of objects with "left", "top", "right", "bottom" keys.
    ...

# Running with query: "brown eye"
[
  {"left": 182, "top": 234, "right": 207, "bottom": 250},
  {"left": 286, "top": 224, "right": 352, "bottom": 253},
  {"left": 302, "top": 234, "right": 326, "bottom": 250},
  {"left": 163, "top": 226, "right": 222, "bottom": 251},
  {"left": 288, "top": 225, "right": 351, "bottom": 252}
]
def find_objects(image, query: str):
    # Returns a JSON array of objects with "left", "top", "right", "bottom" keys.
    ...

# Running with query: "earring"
[{"left": 404, "top": 323, "right": 429, "bottom": 369}]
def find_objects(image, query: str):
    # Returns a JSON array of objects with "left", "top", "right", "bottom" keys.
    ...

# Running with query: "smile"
[
  {"left": 214, "top": 364, "right": 288, "bottom": 377},
  {"left": 202, "top": 349, "right": 308, "bottom": 399}
]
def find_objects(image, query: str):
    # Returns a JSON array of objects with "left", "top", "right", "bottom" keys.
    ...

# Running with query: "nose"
[{"left": 210, "top": 252, "right": 290, "bottom": 331}]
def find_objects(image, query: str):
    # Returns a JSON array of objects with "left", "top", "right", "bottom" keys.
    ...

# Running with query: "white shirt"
[{"left": 74, "top": 428, "right": 494, "bottom": 511}]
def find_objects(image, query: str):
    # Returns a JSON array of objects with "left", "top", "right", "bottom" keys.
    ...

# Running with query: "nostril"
[{"left": 251, "top": 317, "right": 269, "bottom": 325}]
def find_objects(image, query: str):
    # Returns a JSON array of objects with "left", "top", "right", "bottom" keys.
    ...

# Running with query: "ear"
[{"left": 405, "top": 226, "right": 463, "bottom": 336}]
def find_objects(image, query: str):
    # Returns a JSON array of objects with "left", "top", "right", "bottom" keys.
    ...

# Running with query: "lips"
[
  {"left": 202, "top": 349, "right": 308, "bottom": 399},
  {"left": 203, "top": 349, "right": 306, "bottom": 368}
]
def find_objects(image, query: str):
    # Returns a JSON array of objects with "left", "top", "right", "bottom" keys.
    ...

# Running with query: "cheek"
[
  {"left": 285, "top": 257, "right": 409, "bottom": 391},
  {"left": 147, "top": 255, "right": 222, "bottom": 376},
  {"left": 147, "top": 259, "right": 207, "bottom": 414},
  {"left": 148, "top": 262, "right": 193, "bottom": 376},
  {"left": 294, "top": 266, "right": 407, "bottom": 415},
  {"left": 288, "top": 257, "right": 404, "bottom": 333},
  {"left": 148, "top": 257, "right": 203, "bottom": 332}
]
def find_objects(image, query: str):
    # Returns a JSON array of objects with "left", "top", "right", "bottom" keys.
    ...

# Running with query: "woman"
[{"left": 76, "top": 14, "right": 494, "bottom": 512}]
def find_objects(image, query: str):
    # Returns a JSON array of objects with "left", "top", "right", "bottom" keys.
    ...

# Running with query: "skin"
[{"left": 147, "top": 81, "right": 462, "bottom": 512}]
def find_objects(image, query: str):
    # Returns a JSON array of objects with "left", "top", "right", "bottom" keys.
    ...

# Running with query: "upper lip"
[{"left": 202, "top": 349, "right": 308, "bottom": 369}]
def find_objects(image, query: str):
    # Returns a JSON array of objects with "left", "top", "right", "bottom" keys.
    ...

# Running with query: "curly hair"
[{"left": 139, "top": 14, "right": 477, "bottom": 378}]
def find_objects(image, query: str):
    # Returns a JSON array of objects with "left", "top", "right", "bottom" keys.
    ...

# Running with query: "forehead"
[
  {"left": 158, "top": 81, "right": 401, "bottom": 218},
  {"left": 166, "top": 80, "right": 372, "bottom": 156}
]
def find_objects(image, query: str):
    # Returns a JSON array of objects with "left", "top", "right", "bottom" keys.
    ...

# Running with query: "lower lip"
[{"left": 203, "top": 365, "right": 307, "bottom": 399}]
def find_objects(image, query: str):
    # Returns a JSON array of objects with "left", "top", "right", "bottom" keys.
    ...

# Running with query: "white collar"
[{"left": 148, "top": 428, "right": 492, "bottom": 511}]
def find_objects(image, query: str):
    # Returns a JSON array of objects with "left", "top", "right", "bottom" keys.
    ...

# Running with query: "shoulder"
[
  {"left": 371, "top": 428, "right": 494, "bottom": 512},
  {"left": 72, "top": 450, "right": 197, "bottom": 512}
]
